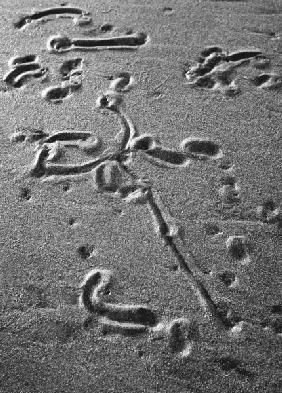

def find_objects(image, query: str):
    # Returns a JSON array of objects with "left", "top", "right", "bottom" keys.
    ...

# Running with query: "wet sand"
[{"left": 0, "top": 0, "right": 282, "bottom": 392}]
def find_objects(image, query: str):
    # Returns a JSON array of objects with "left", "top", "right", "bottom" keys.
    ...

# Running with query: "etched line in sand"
[
  {"left": 79, "top": 269, "right": 157, "bottom": 334},
  {"left": 43, "top": 130, "right": 92, "bottom": 144},
  {"left": 10, "top": 127, "right": 48, "bottom": 143},
  {"left": 9, "top": 54, "right": 37, "bottom": 67},
  {"left": 27, "top": 129, "right": 104, "bottom": 175},
  {"left": 47, "top": 32, "right": 149, "bottom": 53},
  {"left": 145, "top": 187, "right": 231, "bottom": 330},
  {"left": 4, "top": 55, "right": 48, "bottom": 88},
  {"left": 14, "top": 6, "right": 91, "bottom": 29}
]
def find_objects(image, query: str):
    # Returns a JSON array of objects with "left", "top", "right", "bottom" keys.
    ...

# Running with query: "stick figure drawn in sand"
[{"left": 19, "top": 72, "right": 234, "bottom": 337}]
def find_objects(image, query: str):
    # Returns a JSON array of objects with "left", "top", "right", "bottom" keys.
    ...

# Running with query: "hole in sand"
[
  {"left": 219, "top": 175, "right": 236, "bottom": 186},
  {"left": 19, "top": 187, "right": 31, "bottom": 200},
  {"left": 100, "top": 23, "right": 113, "bottom": 32},
  {"left": 77, "top": 244, "right": 94, "bottom": 259},
  {"left": 218, "top": 158, "right": 233, "bottom": 170},
  {"left": 271, "top": 304, "right": 282, "bottom": 314},
  {"left": 62, "top": 183, "right": 70, "bottom": 192},
  {"left": 131, "top": 135, "right": 155, "bottom": 150},
  {"left": 163, "top": 6, "right": 173, "bottom": 14},
  {"left": 182, "top": 138, "right": 220, "bottom": 158},
  {"left": 195, "top": 76, "right": 215, "bottom": 88},
  {"left": 218, "top": 271, "right": 236, "bottom": 287},
  {"left": 270, "top": 317, "right": 282, "bottom": 334},
  {"left": 216, "top": 356, "right": 240, "bottom": 372},
  {"left": 204, "top": 222, "right": 221, "bottom": 235},
  {"left": 250, "top": 73, "right": 271, "bottom": 86},
  {"left": 226, "top": 236, "right": 248, "bottom": 260},
  {"left": 68, "top": 217, "right": 76, "bottom": 226}
]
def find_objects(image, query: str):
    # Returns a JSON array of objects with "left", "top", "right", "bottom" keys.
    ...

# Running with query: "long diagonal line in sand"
[{"left": 145, "top": 188, "right": 230, "bottom": 330}]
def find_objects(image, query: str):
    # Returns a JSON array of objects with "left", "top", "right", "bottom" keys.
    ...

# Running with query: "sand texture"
[{"left": 0, "top": 0, "right": 282, "bottom": 392}]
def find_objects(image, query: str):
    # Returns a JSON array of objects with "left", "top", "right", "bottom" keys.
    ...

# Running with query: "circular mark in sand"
[
  {"left": 163, "top": 7, "right": 173, "bottom": 15},
  {"left": 217, "top": 158, "right": 233, "bottom": 171},
  {"left": 100, "top": 23, "right": 113, "bottom": 32},
  {"left": 77, "top": 244, "right": 95, "bottom": 259},
  {"left": 170, "top": 264, "right": 179, "bottom": 272},
  {"left": 219, "top": 174, "right": 236, "bottom": 186},
  {"left": 96, "top": 92, "right": 123, "bottom": 110},
  {"left": 11, "top": 132, "right": 26, "bottom": 143},
  {"left": 109, "top": 72, "right": 135, "bottom": 93},
  {"left": 271, "top": 304, "right": 282, "bottom": 314},
  {"left": 92, "top": 160, "right": 122, "bottom": 192},
  {"left": 256, "top": 199, "right": 280, "bottom": 224},
  {"left": 226, "top": 236, "right": 248, "bottom": 260},
  {"left": 62, "top": 183, "right": 70, "bottom": 192},
  {"left": 19, "top": 187, "right": 31, "bottom": 200},
  {"left": 218, "top": 185, "right": 240, "bottom": 204},
  {"left": 180, "top": 137, "right": 223, "bottom": 160},
  {"left": 68, "top": 217, "right": 77, "bottom": 226},
  {"left": 129, "top": 134, "right": 158, "bottom": 151},
  {"left": 194, "top": 76, "right": 216, "bottom": 89},
  {"left": 250, "top": 73, "right": 271, "bottom": 86},
  {"left": 270, "top": 317, "right": 282, "bottom": 334},
  {"left": 218, "top": 271, "right": 236, "bottom": 287},
  {"left": 216, "top": 301, "right": 242, "bottom": 328},
  {"left": 204, "top": 222, "right": 221, "bottom": 236}
]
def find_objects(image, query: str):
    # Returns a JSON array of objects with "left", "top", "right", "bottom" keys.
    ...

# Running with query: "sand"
[{"left": 0, "top": 0, "right": 282, "bottom": 392}]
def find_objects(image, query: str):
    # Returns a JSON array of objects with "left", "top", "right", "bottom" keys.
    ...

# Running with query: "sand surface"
[{"left": 0, "top": 0, "right": 282, "bottom": 392}]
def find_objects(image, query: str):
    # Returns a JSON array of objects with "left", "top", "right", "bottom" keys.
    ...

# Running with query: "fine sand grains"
[{"left": 1, "top": 0, "right": 282, "bottom": 392}]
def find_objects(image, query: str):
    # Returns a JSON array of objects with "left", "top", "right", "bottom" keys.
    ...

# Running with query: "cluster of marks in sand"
[
  {"left": 185, "top": 46, "right": 282, "bottom": 96},
  {"left": 2, "top": 4, "right": 149, "bottom": 104}
]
